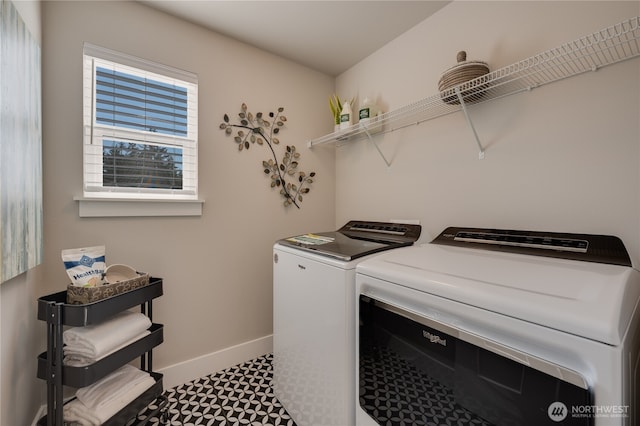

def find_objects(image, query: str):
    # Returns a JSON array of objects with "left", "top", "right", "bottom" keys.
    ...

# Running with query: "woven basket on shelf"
[
  {"left": 66, "top": 273, "right": 150, "bottom": 304},
  {"left": 438, "top": 51, "right": 490, "bottom": 105}
]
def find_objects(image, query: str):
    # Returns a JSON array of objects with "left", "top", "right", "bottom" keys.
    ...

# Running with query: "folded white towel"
[
  {"left": 63, "top": 368, "right": 155, "bottom": 425},
  {"left": 76, "top": 364, "right": 152, "bottom": 410},
  {"left": 63, "top": 399, "right": 101, "bottom": 425},
  {"left": 63, "top": 311, "right": 151, "bottom": 360},
  {"left": 63, "top": 330, "right": 151, "bottom": 366}
]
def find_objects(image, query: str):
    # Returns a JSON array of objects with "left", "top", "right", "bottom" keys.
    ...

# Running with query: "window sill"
[{"left": 74, "top": 197, "right": 204, "bottom": 217}]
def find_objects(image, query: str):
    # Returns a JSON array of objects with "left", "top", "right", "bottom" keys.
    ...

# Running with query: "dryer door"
[{"left": 358, "top": 295, "right": 593, "bottom": 426}]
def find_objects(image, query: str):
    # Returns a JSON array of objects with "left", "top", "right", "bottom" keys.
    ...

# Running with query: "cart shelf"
[
  {"left": 37, "top": 323, "right": 163, "bottom": 388},
  {"left": 37, "top": 277, "right": 163, "bottom": 326},
  {"left": 36, "top": 372, "right": 165, "bottom": 426}
]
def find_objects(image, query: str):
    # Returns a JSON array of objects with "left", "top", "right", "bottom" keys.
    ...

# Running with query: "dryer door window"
[{"left": 358, "top": 296, "right": 593, "bottom": 426}]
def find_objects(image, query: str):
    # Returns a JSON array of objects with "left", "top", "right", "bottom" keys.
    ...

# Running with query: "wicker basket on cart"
[{"left": 67, "top": 272, "right": 150, "bottom": 304}]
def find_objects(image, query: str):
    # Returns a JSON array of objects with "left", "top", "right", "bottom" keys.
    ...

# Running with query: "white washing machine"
[
  {"left": 273, "top": 221, "right": 421, "bottom": 426},
  {"left": 355, "top": 227, "right": 640, "bottom": 426}
]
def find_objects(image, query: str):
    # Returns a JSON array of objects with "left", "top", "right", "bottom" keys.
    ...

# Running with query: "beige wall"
[{"left": 336, "top": 1, "right": 640, "bottom": 262}]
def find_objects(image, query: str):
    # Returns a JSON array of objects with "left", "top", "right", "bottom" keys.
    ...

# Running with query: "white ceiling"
[{"left": 139, "top": 1, "right": 450, "bottom": 76}]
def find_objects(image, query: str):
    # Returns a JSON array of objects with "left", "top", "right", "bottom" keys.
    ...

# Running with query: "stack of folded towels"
[
  {"left": 63, "top": 364, "right": 155, "bottom": 425},
  {"left": 63, "top": 311, "right": 152, "bottom": 366}
]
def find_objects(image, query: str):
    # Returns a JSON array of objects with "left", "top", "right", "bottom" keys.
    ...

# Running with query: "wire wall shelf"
[{"left": 308, "top": 16, "right": 640, "bottom": 163}]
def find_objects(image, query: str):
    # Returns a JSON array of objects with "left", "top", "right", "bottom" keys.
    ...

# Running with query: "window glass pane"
[
  {"left": 102, "top": 139, "right": 183, "bottom": 190},
  {"left": 95, "top": 67, "right": 188, "bottom": 137}
]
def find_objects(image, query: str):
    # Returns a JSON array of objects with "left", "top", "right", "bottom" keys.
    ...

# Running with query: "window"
[{"left": 83, "top": 43, "right": 198, "bottom": 200}]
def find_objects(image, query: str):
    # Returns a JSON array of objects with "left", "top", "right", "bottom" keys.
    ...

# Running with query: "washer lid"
[
  {"left": 356, "top": 242, "right": 640, "bottom": 346},
  {"left": 277, "top": 220, "right": 422, "bottom": 261}
]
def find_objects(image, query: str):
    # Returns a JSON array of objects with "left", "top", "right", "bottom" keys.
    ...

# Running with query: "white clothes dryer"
[{"left": 355, "top": 227, "right": 640, "bottom": 426}]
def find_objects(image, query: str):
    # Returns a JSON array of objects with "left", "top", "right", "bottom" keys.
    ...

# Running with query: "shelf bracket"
[
  {"left": 455, "top": 87, "right": 485, "bottom": 160},
  {"left": 362, "top": 125, "right": 392, "bottom": 167}
]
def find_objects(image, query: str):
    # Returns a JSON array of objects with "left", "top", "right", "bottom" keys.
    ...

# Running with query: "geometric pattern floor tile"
[
  {"left": 136, "top": 354, "right": 297, "bottom": 426},
  {"left": 359, "top": 344, "right": 492, "bottom": 426}
]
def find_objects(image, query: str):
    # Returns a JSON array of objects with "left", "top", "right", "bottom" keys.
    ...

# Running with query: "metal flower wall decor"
[{"left": 219, "top": 103, "right": 315, "bottom": 208}]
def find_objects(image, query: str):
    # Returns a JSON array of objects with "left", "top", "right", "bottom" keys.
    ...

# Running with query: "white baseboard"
[
  {"left": 31, "top": 334, "right": 273, "bottom": 425},
  {"left": 158, "top": 334, "right": 273, "bottom": 389},
  {"left": 31, "top": 405, "right": 47, "bottom": 426}
]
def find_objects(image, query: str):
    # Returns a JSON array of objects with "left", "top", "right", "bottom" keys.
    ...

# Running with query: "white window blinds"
[{"left": 82, "top": 43, "right": 198, "bottom": 200}]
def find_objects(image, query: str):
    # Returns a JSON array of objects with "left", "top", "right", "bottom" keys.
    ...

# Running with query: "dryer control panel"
[{"left": 432, "top": 226, "right": 632, "bottom": 267}]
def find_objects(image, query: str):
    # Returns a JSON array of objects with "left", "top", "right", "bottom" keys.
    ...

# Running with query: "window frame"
[{"left": 82, "top": 43, "right": 198, "bottom": 201}]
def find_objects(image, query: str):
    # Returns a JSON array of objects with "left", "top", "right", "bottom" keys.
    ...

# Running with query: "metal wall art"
[{"left": 220, "top": 104, "right": 315, "bottom": 208}]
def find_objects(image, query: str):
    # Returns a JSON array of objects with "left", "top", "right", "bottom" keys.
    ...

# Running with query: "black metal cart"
[{"left": 36, "top": 278, "right": 166, "bottom": 425}]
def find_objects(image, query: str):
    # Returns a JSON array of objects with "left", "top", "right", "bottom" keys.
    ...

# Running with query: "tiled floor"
[{"left": 137, "top": 354, "right": 296, "bottom": 426}]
